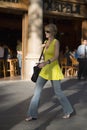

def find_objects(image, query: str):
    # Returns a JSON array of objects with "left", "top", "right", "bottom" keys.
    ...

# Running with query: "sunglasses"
[{"left": 45, "top": 30, "right": 51, "bottom": 33}]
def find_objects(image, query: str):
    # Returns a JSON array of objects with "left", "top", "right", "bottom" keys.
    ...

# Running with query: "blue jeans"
[{"left": 27, "top": 76, "right": 73, "bottom": 118}]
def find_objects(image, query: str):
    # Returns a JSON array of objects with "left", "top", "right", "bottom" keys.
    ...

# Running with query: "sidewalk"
[{"left": 0, "top": 77, "right": 87, "bottom": 130}]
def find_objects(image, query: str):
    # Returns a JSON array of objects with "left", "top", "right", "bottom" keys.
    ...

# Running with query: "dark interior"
[
  {"left": 0, "top": 12, "right": 84, "bottom": 55},
  {"left": 0, "top": 13, "right": 22, "bottom": 54}
]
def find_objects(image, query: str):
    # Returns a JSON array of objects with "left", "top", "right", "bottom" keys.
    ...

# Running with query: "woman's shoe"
[
  {"left": 25, "top": 117, "right": 37, "bottom": 121},
  {"left": 62, "top": 110, "right": 76, "bottom": 119},
  {"left": 62, "top": 114, "right": 70, "bottom": 119}
]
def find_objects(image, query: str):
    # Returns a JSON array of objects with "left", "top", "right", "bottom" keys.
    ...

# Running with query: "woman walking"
[{"left": 25, "top": 23, "right": 73, "bottom": 121}]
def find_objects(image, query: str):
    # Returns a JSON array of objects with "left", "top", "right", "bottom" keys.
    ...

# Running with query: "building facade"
[{"left": 0, "top": 0, "right": 87, "bottom": 80}]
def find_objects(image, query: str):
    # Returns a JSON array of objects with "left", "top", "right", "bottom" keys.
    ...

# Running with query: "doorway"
[{"left": 0, "top": 13, "right": 22, "bottom": 77}]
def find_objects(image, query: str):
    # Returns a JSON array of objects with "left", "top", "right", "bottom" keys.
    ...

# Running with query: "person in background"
[
  {"left": 64, "top": 46, "right": 72, "bottom": 66},
  {"left": 0, "top": 43, "right": 4, "bottom": 59},
  {"left": 77, "top": 39, "right": 87, "bottom": 80},
  {"left": 25, "top": 23, "right": 74, "bottom": 121},
  {"left": 71, "top": 49, "right": 79, "bottom": 59},
  {"left": 16, "top": 40, "right": 22, "bottom": 75},
  {"left": 3, "top": 45, "right": 9, "bottom": 60},
  {"left": 0, "top": 43, "right": 6, "bottom": 77}
]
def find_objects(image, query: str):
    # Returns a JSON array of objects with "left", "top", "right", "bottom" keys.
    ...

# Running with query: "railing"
[{"left": 0, "top": 0, "right": 19, "bottom": 3}]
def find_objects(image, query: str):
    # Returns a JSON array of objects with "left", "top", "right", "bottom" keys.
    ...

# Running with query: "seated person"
[
  {"left": 0, "top": 44, "right": 4, "bottom": 59},
  {"left": 64, "top": 46, "right": 72, "bottom": 66}
]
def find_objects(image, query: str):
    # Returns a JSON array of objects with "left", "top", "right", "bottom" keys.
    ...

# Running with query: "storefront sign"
[
  {"left": 44, "top": 0, "right": 80, "bottom": 15},
  {"left": 0, "top": 0, "right": 18, "bottom": 3}
]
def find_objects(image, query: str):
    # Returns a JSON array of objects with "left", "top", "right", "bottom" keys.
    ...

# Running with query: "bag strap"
[
  {"left": 38, "top": 40, "right": 47, "bottom": 62},
  {"left": 38, "top": 46, "right": 45, "bottom": 62}
]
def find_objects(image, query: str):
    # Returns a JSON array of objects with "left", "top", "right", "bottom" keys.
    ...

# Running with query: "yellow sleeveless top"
[{"left": 39, "top": 39, "right": 64, "bottom": 80}]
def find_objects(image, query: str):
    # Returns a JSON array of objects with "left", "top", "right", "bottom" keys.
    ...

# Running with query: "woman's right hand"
[{"left": 38, "top": 62, "right": 47, "bottom": 68}]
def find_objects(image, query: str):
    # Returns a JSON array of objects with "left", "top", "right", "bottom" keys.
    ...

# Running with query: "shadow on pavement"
[{"left": 0, "top": 78, "right": 87, "bottom": 130}]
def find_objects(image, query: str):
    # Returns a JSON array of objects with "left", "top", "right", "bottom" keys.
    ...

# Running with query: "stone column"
[{"left": 25, "top": 0, "right": 43, "bottom": 80}]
